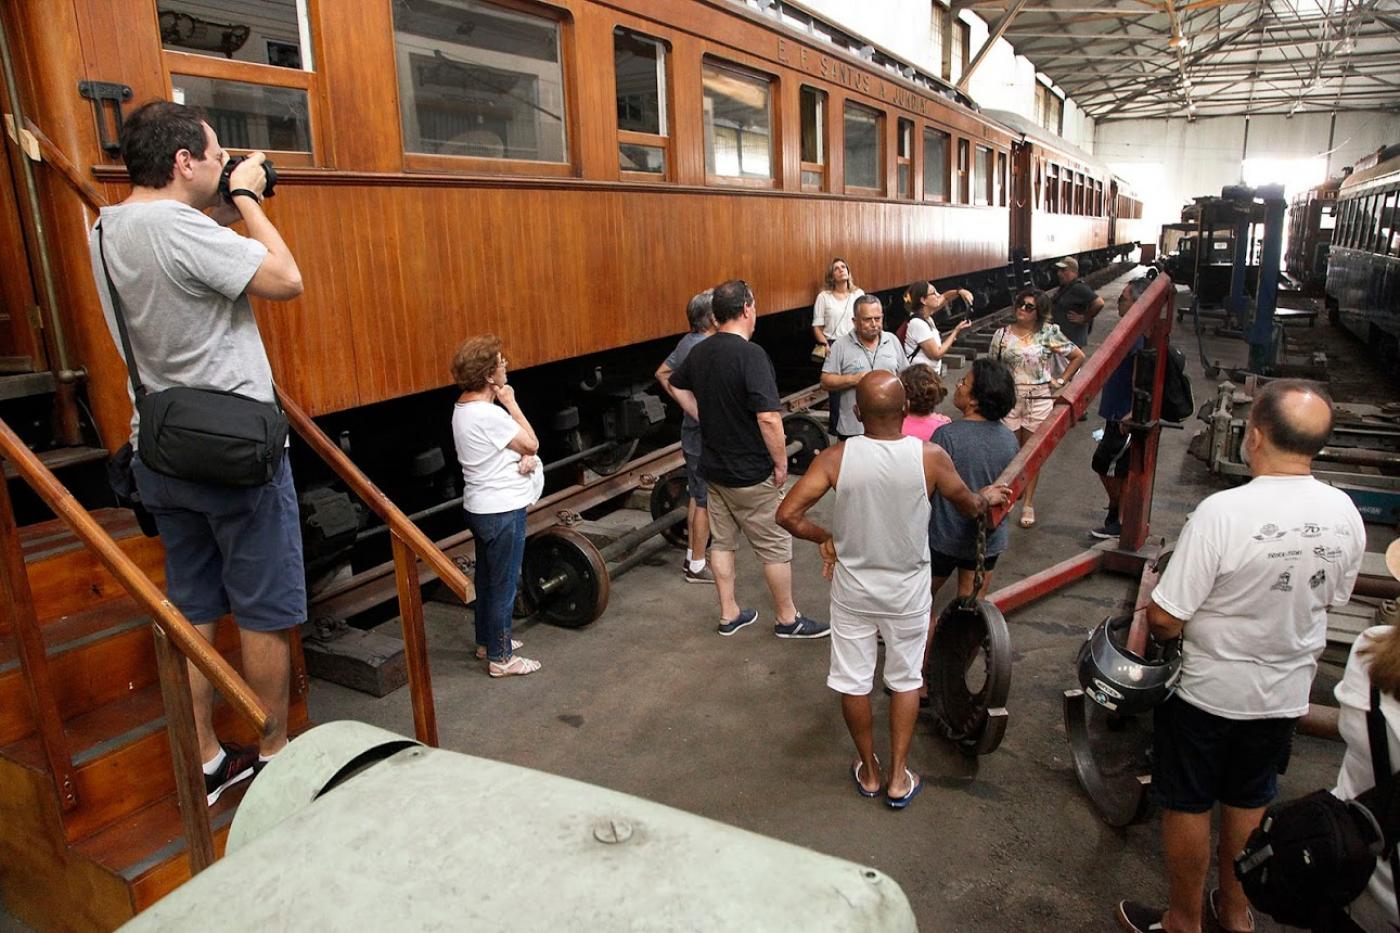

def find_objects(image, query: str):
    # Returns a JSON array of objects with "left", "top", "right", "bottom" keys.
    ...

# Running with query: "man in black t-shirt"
[
  {"left": 671, "top": 280, "right": 828, "bottom": 640},
  {"left": 1051, "top": 256, "right": 1104, "bottom": 348}
]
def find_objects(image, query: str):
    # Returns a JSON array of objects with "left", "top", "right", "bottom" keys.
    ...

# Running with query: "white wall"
[
  {"left": 1096, "top": 111, "right": 1400, "bottom": 237},
  {"left": 796, "top": 2, "right": 1095, "bottom": 152}
]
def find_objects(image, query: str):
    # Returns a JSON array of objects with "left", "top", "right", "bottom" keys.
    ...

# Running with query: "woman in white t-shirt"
[
  {"left": 901, "top": 280, "right": 973, "bottom": 375},
  {"left": 450, "top": 335, "right": 545, "bottom": 678},
  {"left": 1334, "top": 622, "right": 1400, "bottom": 931},
  {"left": 811, "top": 257, "right": 863, "bottom": 351}
]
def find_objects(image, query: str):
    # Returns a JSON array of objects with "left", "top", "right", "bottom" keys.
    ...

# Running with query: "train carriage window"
[
  {"left": 1366, "top": 193, "right": 1382, "bottom": 252},
  {"left": 614, "top": 29, "right": 669, "bottom": 176},
  {"left": 996, "top": 151, "right": 1007, "bottom": 207},
  {"left": 171, "top": 75, "right": 311, "bottom": 152},
  {"left": 800, "top": 86, "right": 827, "bottom": 191},
  {"left": 1046, "top": 164, "right": 1058, "bottom": 213},
  {"left": 922, "top": 127, "right": 950, "bottom": 202},
  {"left": 159, "top": 1, "right": 312, "bottom": 70},
  {"left": 973, "top": 145, "right": 992, "bottom": 206},
  {"left": 703, "top": 60, "right": 773, "bottom": 182},
  {"left": 956, "top": 139, "right": 969, "bottom": 204},
  {"left": 1381, "top": 191, "right": 1399, "bottom": 256},
  {"left": 843, "top": 102, "right": 883, "bottom": 193},
  {"left": 1034, "top": 160, "right": 1042, "bottom": 210},
  {"left": 1319, "top": 204, "right": 1335, "bottom": 231},
  {"left": 392, "top": 0, "right": 568, "bottom": 164},
  {"left": 896, "top": 119, "right": 913, "bottom": 199}
]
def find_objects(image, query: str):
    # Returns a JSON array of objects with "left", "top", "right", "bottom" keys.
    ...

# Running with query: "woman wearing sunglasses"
[{"left": 988, "top": 288, "right": 1085, "bottom": 528}]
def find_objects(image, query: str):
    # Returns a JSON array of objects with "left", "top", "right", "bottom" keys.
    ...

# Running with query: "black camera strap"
[{"left": 95, "top": 221, "right": 147, "bottom": 404}]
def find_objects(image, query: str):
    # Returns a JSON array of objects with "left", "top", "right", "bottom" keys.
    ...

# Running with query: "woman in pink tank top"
[{"left": 899, "top": 363, "right": 951, "bottom": 441}]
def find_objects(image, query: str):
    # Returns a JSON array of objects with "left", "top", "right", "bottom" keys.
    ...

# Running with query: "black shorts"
[
  {"left": 1150, "top": 695, "right": 1298, "bottom": 813},
  {"left": 929, "top": 549, "right": 1000, "bottom": 579},
  {"left": 1091, "top": 421, "right": 1132, "bottom": 478}
]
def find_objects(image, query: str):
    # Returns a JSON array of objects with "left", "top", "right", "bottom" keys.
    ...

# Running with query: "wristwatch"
[{"left": 229, "top": 188, "right": 263, "bottom": 204}]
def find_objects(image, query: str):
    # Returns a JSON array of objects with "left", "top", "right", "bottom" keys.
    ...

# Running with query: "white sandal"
[
  {"left": 476, "top": 639, "right": 523, "bottom": 661},
  {"left": 488, "top": 655, "right": 541, "bottom": 678}
]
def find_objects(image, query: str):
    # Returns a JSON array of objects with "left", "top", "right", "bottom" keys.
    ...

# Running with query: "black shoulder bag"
[
  {"left": 1235, "top": 686, "right": 1400, "bottom": 929},
  {"left": 96, "top": 222, "right": 288, "bottom": 488}
]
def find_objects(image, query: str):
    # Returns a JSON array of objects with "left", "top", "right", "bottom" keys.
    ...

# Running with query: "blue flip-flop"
[
  {"left": 885, "top": 769, "right": 923, "bottom": 810},
  {"left": 851, "top": 759, "right": 881, "bottom": 798}
]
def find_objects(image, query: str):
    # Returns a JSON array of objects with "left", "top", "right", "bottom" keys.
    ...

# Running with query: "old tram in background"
[
  {"left": 1327, "top": 143, "right": 1400, "bottom": 364},
  {"left": 1285, "top": 176, "right": 1340, "bottom": 295}
]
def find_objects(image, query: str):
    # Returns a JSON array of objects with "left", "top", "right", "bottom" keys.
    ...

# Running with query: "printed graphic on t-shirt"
[
  {"left": 1270, "top": 570, "right": 1293, "bottom": 592},
  {"left": 1252, "top": 523, "right": 1286, "bottom": 542},
  {"left": 1309, "top": 569, "right": 1326, "bottom": 589},
  {"left": 1313, "top": 545, "right": 1345, "bottom": 563}
]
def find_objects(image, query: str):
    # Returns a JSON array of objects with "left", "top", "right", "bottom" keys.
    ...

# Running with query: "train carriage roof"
[{"left": 980, "top": 108, "right": 1117, "bottom": 182}]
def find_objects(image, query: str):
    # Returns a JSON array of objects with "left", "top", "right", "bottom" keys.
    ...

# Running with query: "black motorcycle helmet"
[{"left": 1076, "top": 614, "right": 1182, "bottom": 715}]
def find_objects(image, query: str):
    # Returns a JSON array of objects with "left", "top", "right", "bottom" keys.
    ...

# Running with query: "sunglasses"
[{"left": 1018, "top": 301, "right": 1037, "bottom": 310}]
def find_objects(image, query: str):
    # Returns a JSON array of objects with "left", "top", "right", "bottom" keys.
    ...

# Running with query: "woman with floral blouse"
[{"left": 989, "top": 288, "right": 1086, "bottom": 528}]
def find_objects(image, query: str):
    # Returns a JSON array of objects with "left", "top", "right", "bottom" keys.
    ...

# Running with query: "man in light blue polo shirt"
[{"left": 820, "top": 296, "right": 908, "bottom": 440}]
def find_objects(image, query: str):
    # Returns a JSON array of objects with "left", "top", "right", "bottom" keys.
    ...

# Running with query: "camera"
[{"left": 218, "top": 156, "right": 278, "bottom": 204}]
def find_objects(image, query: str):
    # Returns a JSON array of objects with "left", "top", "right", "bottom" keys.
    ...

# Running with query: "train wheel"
[
  {"left": 649, "top": 470, "right": 691, "bottom": 547},
  {"left": 584, "top": 438, "right": 640, "bottom": 476},
  {"left": 520, "top": 527, "right": 610, "bottom": 628},
  {"left": 782, "top": 412, "right": 829, "bottom": 475},
  {"left": 1062, "top": 689, "right": 1151, "bottom": 826},
  {"left": 927, "top": 598, "right": 1012, "bottom": 755}
]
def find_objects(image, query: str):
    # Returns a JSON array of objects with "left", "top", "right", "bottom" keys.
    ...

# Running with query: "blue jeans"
[{"left": 464, "top": 507, "right": 527, "bottom": 662}]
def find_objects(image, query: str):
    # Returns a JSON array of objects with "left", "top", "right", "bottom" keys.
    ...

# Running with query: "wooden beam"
[{"left": 958, "top": 0, "right": 1028, "bottom": 91}]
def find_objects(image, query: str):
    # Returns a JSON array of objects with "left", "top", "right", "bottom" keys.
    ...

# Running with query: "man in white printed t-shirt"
[{"left": 1115, "top": 379, "right": 1366, "bottom": 933}]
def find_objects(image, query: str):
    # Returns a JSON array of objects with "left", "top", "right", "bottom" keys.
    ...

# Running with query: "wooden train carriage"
[
  {"left": 0, "top": 0, "right": 1037, "bottom": 457},
  {"left": 1285, "top": 178, "right": 1340, "bottom": 293},
  {"left": 1328, "top": 145, "right": 1400, "bottom": 363},
  {"left": 1109, "top": 178, "right": 1150, "bottom": 256},
  {"left": 984, "top": 109, "right": 1115, "bottom": 276}
]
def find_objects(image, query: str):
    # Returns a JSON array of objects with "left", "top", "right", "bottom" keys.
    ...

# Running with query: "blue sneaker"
[
  {"left": 774, "top": 614, "right": 829, "bottom": 639},
  {"left": 717, "top": 608, "right": 759, "bottom": 636}
]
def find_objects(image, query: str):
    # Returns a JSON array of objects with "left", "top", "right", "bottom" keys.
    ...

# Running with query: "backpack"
[
  {"left": 1158, "top": 345, "right": 1194, "bottom": 423},
  {"left": 1235, "top": 686, "right": 1399, "bottom": 929}
]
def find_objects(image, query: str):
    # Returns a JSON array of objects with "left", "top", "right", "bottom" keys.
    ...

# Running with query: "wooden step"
[
  {"left": 19, "top": 508, "right": 141, "bottom": 562},
  {"left": 0, "top": 630, "right": 307, "bottom": 843},
  {"left": 0, "top": 602, "right": 238, "bottom": 747},
  {"left": 19, "top": 513, "right": 165, "bottom": 625},
  {"left": 74, "top": 780, "right": 249, "bottom": 913},
  {"left": 3, "top": 445, "right": 109, "bottom": 480}
]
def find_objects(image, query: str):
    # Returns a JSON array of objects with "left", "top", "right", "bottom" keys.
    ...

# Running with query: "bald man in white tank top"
[{"left": 779, "top": 372, "right": 1009, "bottom": 809}]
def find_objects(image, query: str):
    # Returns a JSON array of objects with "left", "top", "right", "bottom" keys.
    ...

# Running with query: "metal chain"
[{"left": 969, "top": 512, "right": 988, "bottom": 605}]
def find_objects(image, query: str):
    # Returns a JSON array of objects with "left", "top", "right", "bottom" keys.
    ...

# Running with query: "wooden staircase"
[{"left": 0, "top": 509, "right": 310, "bottom": 930}]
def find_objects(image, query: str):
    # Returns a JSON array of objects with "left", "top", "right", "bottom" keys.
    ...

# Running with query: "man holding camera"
[{"left": 87, "top": 101, "right": 304, "bottom": 804}]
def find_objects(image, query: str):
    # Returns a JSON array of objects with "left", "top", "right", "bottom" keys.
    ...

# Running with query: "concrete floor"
[
  {"left": 302, "top": 268, "right": 1396, "bottom": 931},
  {"left": 3, "top": 270, "right": 1386, "bottom": 932}
]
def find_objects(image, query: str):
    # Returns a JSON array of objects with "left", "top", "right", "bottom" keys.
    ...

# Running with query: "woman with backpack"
[
  {"left": 901, "top": 280, "right": 973, "bottom": 375},
  {"left": 988, "top": 288, "right": 1085, "bottom": 528}
]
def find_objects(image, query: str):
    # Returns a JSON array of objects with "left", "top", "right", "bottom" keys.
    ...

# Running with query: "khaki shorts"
[
  {"left": 707, "top": 479, "right": 792, "bottom": 564},
  {"left": 1005, "top": 385, "right": 1053, "bottom": 433}
]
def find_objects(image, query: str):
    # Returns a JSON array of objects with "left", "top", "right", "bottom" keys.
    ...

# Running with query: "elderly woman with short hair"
[{"left": 451, "top": 335, "right": 544, "bottom": 677}]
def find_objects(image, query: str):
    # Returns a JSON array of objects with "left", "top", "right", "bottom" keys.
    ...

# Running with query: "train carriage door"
[
  {"left": 0, "top": 62, "right": 45, "bottom": 373},
  {"left": 1010, "top": 141, "right": 1031, "bottom": 260},
  {"left": 1108, "top": 178, "right": 1120, "bottom": 246}
]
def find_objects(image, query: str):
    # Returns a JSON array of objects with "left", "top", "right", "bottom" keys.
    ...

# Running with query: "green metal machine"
[{"left": 124, "top": 722, "right": 917, "bottom": 931}]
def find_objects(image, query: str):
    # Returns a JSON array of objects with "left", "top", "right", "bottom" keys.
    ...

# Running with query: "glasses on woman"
[{"left": 1018, "top": 301, "right": 1037, "bottom": 310}]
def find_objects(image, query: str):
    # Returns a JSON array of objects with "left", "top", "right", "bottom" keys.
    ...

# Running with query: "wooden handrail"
[
  {"left": 21, "top": 118, "right": 108, "bottom": 213},
  {"left": 280, "top": 390, "right": 473, "bottom": 746},
  {"left": 0, "top": 418, "right": 273, "bottom": 738},
  {"left": 279, "top": 393, "right": 475, "bottom": 605}
]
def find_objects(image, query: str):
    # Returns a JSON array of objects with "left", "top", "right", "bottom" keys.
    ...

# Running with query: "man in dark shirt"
[
  {"left": 670, "top": 280, "right": 828, "bottom": 640},
  {"left": 1052, "top": 256, "right": 1105, "bottom": 348},
  {"left": 1089, "top": 277, "right": 1150, "bottom": 539}
]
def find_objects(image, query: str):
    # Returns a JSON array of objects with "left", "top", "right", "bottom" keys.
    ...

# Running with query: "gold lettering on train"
[{"left": 780, "top": 39, "right": 930, "bottom": 116}]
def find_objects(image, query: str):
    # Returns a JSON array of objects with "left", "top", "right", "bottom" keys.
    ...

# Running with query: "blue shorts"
[
  {"left": 132, "top": 456, "right": 306, "bottom": 632},
  {"left": 1150, "top": 695, "right": 1297, "bottom": 813},
  {"left": 683, "top": 447, "right": 707, "bottom": 508}
]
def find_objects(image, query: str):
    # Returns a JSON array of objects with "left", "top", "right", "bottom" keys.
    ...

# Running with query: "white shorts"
[{"left": 826, "top": 602, "right": 930, "bottom": 695}]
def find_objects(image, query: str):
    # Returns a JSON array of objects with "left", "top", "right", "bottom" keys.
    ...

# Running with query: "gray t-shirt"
[
  {"left": 664, "top": 331, "right": 709, "bottom": 457},
  {"left": 928, "top": 419, "right": 1020, "bottom": 560},
  {"left": 821, "top": 331, "right": 907, "bottom": 437},
  {"left": 88, "top": 200, "right": 270, "bottom": 445}
]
